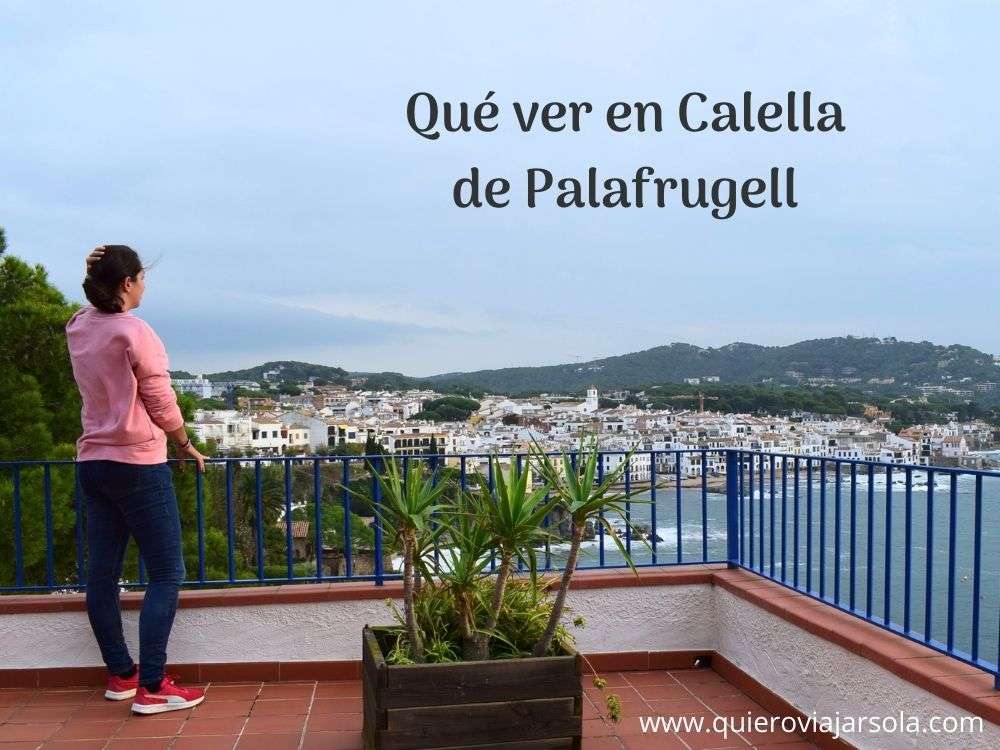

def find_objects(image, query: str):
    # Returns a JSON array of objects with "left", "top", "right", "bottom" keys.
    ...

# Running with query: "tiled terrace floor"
[{"left": 0, "top": 668, "right": 819, "bottom": 750}]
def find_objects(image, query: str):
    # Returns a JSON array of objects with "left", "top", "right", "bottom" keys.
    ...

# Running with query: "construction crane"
[{"left": 669, "top": 391, "right": 720, "bottom": 413}]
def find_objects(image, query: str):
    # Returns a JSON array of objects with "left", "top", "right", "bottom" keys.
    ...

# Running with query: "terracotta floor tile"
[
  {"left": 114, "top": 716, "right": 186, "bottom": 738},
  {"left": 301, "top": 732, "right": 365, "bottom": 750},
  {"left": 249, "top": 698, "right": 309, "bottom": 716},
  {"left": 0, "top": 722, "right": 62, "bottom": 742},
  {"left": 106, "top": 738, "right": 172, "bottom": 749},
  {"left": 624, "top": 671, "right": 677, "bottom": 686},
  {"left": 739, "top": 729, "right": 810, "bottom": 745},
  {"left": 586, "top": 672, "right": 632, "bottom": 688},
  {"left": 242, "top": 714, "right": 306, "bottom": 733},
  {"left": 635, "top": 684, "right": 690, "bottom": 702},
  {"left": 257, "top": 682, "right": 315, "bottom": 699},
  {"left": 69, "top": 700, "right": 132, "bottom": 719},
  {"left": 180, "top": 715, "right": 247, "bottom": 735},
  {"left": 584, "top": 699, "right": 604, "bottom": 719},
  {"left": 172, "top": 736, "right": 239, "bottom": 750},
  {"left": 48, "top": 719, "right": 124, "bottom": 741},
  {"left": 702, "top": 695, "right": 768, "bottom": 715},
  {"left": 586, "top": 692, "right": 614, "bottom": 712},
  {"left": 307, "top": 712, "right": 363, "bottom": 732},
  {"left": 583, "top": 718, "right": 616, "bottom": 737},
  {"left": 205, "top": 681, "right": 264, "bottom": 687},
  {"left": 0, "top": 742, "right": 39, "bottom": 750},
  {"left": 5, "top": 704, "right": 80, "bottom": 722},
  {"left": 586, "top": 686, "right": 643, "bottom": 705},
  {"left": 205, "top": 685, "right": 262, "bottom": 701},
  {"left": 7, "top": 670, "right": 823, "bottom": 750},
  {"left": 311, "top": 697, "right": 361, "bottom": 714},
  {"left": 28, "top": 691, "right": 95, "bottom": 706},
  {"left": 643, "top": 698, "right": 715, "bottom": 717},
  {"left": 686, "top": 680, "right": 744, "bottom": 698},
  {"left": 621, "top": 734, "right": 688, "bottom": 749},
  {"left": 44, "top": 740, "right": 108, "bottom": 750},
  {"left": 672, "top": 669, "right": 728, "bottom": 683},
  {"left": 614, "top": 716, "right": 671, "bottom": 737},
  {"left": 0, "top": 691, "right": 33, "bottom": 707},
  {"left": 235, "top": 732, "right": 302, "bottom": 749},
  {"left": 674, "top": 729, "right": 752, "bottom": 749},
  {"left": 602, "top": 700, "right": 649, "bottom": 716},
  {"left": 190, "top": 700, "right": 254, "bottom": 718},
  {"left": 313, "top": 682, "right": 362, "bottom": 699}
]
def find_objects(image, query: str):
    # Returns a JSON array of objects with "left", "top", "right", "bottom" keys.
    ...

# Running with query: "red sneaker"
[
  {"left": 105, "top": 671, "right": 138, "bottom": 701},
  {"left": 130, "top": 675, "right": 205, "bottom": 714}
]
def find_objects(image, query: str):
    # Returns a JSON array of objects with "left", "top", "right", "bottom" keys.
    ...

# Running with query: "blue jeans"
[{"left": 79, "top": 461, "right": 185, "bottom": 688}]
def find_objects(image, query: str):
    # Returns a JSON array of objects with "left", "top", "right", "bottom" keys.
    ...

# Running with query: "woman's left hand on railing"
[{"left": 177, "top": 440, "right": 207, "bottom": 473}]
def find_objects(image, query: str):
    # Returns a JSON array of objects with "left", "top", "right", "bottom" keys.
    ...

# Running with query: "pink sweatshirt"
[{"left": 66, "top": 306, "right": 185, "bottom": 464}]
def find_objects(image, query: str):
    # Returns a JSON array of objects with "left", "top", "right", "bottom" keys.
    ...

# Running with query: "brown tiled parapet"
[
  {"left": 713, "top": 567, "right": 1000, "bottom": 726},
  {"left": 0, "top": 565, "right": 723, "bottom": 614}
]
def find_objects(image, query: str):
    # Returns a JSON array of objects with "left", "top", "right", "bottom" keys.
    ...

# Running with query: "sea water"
[{"left": 569, "top": 471, "right": 1000, "bottom": 669}]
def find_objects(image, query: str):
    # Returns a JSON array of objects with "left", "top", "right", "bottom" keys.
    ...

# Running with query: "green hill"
[
  {"left": 195, "top": 360, "right": 350, "bottom": 385},
  {"left": 172, "top": 337, "right": 1000, "bottom": 402},
  {"left": 425, "top": 337, "right": 999, "bottom": 395}
]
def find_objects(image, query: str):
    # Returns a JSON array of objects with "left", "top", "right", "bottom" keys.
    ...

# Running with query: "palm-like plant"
[
  {"left": 468, "top": 456, "right": 560, "bottom": 659},
  {"left": 371, "top": 458, "right": 449, "bottom": 663},
  {"left": 435, "top": 489, "right": 494, "bottom": 659},
  {"left": 529, "top": 438, "right": 647, "bottom": 657},
  {"left": 231, "top": 464, "right": 284, "bottom": 569}
]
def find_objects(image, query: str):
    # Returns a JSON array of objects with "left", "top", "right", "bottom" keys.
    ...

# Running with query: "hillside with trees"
[
  {"left": 200, "top": 360, "right": 350, "bottom": 385},
  {"left": 410, "top": 396, "right": 481, "bottom": 422},
  {"left": 424, "top": 338, "right": 1000, "bottom": 396}
]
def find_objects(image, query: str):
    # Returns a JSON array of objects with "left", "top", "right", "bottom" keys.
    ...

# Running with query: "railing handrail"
[{"left": 3, "top": 449, "right": 997, "bottom": 476}]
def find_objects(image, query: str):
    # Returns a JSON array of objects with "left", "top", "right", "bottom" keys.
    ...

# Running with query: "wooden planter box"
[{"left": 362, "top": 625, "right": 582, "bottom": 750}]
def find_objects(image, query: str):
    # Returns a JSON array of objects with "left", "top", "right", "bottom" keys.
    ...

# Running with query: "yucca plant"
[
  {"left": 435, "top": 489, "right": 495, "bottom": 659},
  {"left": 467, "top": 456, "right": 560, "bottom": 659},
  {"left": 529, "top": 438, "right": 648, "bottom": 657},
  {"left": 370, "top": 458, "right": 450, "bottom": 663}
]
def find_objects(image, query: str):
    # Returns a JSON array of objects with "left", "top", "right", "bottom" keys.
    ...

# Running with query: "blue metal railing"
[
  {"left": 728, "top": 450, "right": 1000, "bottom": 688},
  {"left": 0, "top": 450, "right": 729, "bottom": 595},
  {"left": 2, "top": 449, "right": 998, "bottom": 685}
]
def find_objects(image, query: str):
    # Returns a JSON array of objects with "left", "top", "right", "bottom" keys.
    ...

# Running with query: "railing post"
[
  {"left": 372, "top": 456, "right": 384, "bottom": 587},
  {"left": 995, "top": 600, "right": 1000, "bottom": 690},
  {"left": 726, "top": 450, "right": 740, "bottom": 568}
]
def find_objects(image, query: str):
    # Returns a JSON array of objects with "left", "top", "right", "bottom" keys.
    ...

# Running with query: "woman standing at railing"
[{"left": 65, "top": 245, "right": 207, "bottom": 715}]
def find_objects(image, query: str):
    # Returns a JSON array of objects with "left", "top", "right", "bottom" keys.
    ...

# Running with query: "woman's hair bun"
[{"left": 82, "top": 245, "right": 144, "bottom": 313}]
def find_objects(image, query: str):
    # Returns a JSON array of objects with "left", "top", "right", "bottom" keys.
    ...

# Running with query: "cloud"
[
  {"left": 255, "top": 293, "right": 500, "bottom": 334},
  {"left": 139, "top": 292, "right": 443, "bottom": 365}
]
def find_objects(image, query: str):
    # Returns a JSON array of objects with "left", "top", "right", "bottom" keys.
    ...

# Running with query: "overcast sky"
[{"left": 2, "top": 1, "right": 997, "bottom": 376}]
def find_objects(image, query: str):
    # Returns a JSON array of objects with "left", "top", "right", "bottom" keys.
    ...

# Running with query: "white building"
[
  {"left": 172, "top": 374, "right": 213, "bottom": 399},
  {"left": 941, "top": 436, "right": 969, "bottom": 459},
  {"left": 192, "top": 409, "right": 253, "bottom": 451},
  {"left": 284, "top": 424, "right": 312, "bottom": 452},
  {"left": 280, "top": 412, "right": 332, "bottom": 451},
  {"left": 601, "top": 450, "right": 652, "bottom": 482},
  {"left": 251, "top": 416, "right": 287, "bottom": 455}
]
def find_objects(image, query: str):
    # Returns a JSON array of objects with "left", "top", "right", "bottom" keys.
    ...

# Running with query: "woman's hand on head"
[{"left": 85, "top": 246, "right": 106, "bottom": 273}]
